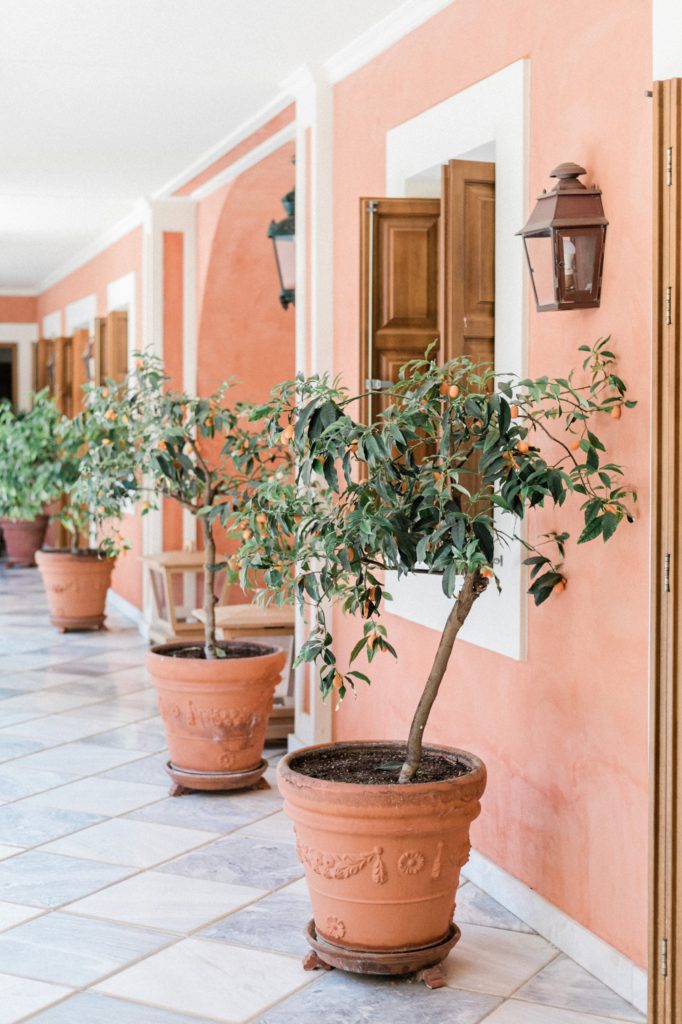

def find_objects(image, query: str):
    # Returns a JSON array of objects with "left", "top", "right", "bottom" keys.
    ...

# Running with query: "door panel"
[
  {"left": 102, "top": 310, "right": 128, "bottom": 383},
  {"left": 360, "top": 198, "right": 440, "bottom": 424},
  {"left": 71, "top": 328, "right": 90, "bottom": 415}
]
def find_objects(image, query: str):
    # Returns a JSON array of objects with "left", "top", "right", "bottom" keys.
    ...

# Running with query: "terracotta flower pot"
[
  {"left": 35, "top": 549, "right": 115, "bottom": 631},
  {"left": 278, "top": 741, "right": 486, "bottom": 956},
  {"left": 0, "top": 516, "right": 48, "bottom": 567},
  {"left": 147, "top": 641, "right": 288, "bottom": 779}
]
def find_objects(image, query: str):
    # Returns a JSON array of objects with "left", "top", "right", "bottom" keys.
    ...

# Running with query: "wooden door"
[
  {"left": 101, "top": 310, "right": 128, "bottom": 383},
  {"left": 35, "top": 338, "right": 53, "bottom": 393},
  {"left": 651, "top": 76, "right": 682, "bottom": 1024},
  {"left": 441, "top": 159, "right": 495, "bottom": 365},
  {"left": 51, "top": 337, "right": 72, "bottom": 415},
  {"left": 359, "top": 198, "right": 440, "bottom": 423},
  {"left": 71, "top": 328, "right": 90, "bottom": 415}
]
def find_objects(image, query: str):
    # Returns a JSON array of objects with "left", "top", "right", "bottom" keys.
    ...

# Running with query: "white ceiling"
[{"left": 0, "top": 0, "right": 408, "bottom": 292}]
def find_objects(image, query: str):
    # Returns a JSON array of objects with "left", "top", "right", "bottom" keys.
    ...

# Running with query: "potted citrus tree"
[
  {"left": 35, "top": 398, "right": 135, "bottom": 631},
  {"left": 229, "top": 338, "right": 636, "bottom": 978},
  {"left": 0, "top": 392, "right": 63, "bottom": 567},
  {"left": 79, "top": 354, "right": 289, "bottom": 792}
]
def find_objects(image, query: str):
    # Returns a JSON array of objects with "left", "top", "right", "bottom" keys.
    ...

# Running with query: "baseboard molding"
[
  {"left": 462, "top": 850, "right": 647, "bottom": 1014},
  {"left": 106, "top": 589, "right": 149, "bottom": 641}
]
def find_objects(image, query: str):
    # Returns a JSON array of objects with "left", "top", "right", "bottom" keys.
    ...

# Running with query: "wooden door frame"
[
  {"left": 0, "top": 342, "right": 18, "bottom": 407},
  {"left": 651, "top": 76, "right": 682, "bottom": 1024}
]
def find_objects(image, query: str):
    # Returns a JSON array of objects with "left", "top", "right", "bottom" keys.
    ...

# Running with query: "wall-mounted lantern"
[
  {"left": 517, "top": 163, "right": 607, "bottom": 311},
  {"left": 268, "top": 189, "right": 295, "bottom": 310}
]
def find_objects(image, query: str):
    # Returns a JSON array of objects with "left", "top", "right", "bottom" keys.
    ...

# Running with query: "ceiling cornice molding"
[
  {"left": 189, "top": 123, "right": 295, "bottom": 201},
  {"left": 152, "top": 90, "right": 294, "bottom": 200},
  {"left": 324, "top": 0, "right": 455, "bottom": 83},
  {"left": 0, "top": 287, "right": 38, "bottom": 297},
  {"left": 35, "top": 204, "right": 146, "bottom": 295}
]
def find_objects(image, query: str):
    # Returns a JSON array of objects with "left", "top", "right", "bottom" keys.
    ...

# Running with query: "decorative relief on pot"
[
  {"left": 50, "top": 582, "right": 77, "bottom": 594},
  {"left": 296, "top": 839, "right": 387, "bottom": 884},
  {"left": 431, "top": 841, "right": 443, "bottom": 879},
  {"left": 324, "top": 915, "right": 346, "bottom": 940},
  {"left": 398, "top": 850, "right": 425, "bottom": 876},
  {"left": 157, "top": 698, "right": 266, "bottom": 744}
]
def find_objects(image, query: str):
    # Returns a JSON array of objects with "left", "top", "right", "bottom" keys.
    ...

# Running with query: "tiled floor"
[{"left": 0, "top": 567, "right": 646, "bottom": 1024}]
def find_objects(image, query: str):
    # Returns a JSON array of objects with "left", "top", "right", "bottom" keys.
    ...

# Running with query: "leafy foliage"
[
  {"left": 226, "top": 338, "right": 636, "bottom": 702},
  {"left": 0, "top": 392, "right": 64, "bottom": 522},
  {"left": 74, "top": 354, "right": 291, "bottom": 655}
]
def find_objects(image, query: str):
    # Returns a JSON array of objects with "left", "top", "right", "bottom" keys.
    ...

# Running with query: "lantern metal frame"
[
  {"left": 267, "top": 189, "right": 295, "bottom": 310},
  {"left": 517, "top": 163, "right": 608, "bottom": 312}
]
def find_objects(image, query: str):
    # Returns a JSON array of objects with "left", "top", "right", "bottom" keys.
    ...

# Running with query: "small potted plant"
[
  {"left": 35, "top": 399, "right": 133, "bottom": 631},
  {"left": 231, "top": 338, "right": 636, "bottom": 976},
  {"left": 80, "top": 354, "right": 289, "bottom": 792},
  {"left": 0, "top": 392, "right": 63, "bottom": 567}
]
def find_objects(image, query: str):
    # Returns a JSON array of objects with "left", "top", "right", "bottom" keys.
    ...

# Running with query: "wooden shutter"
[
  {"left": 35, "top": 338, "right": 53, "bottom": 393},
  {"left": 359, "top": 198, "right": 440, "bottom": 423},
  {"left": 651, "top": 77, "right": 682, "bottom": 1024},
  {"left": 71, "top": 328, "right": 90, "bottom": 415},
  {"left": 52, "top": 337, "right": 72, "bottom": 415},
  {"left": 101, "top": 310, "right": 128, "bottom": 383},
  {"left": 441, "top": 159, "right": 495, "bottom": 365}
]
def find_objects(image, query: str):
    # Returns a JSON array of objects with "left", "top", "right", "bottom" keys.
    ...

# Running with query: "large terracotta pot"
[
  {"left": 278, "top": 741, "right": 486, "bottom": 955},
  {"left": 147, "top": 641, "right": 288, "bottom": 775},
  {"left": 0, "top": 516, "right": 48, "bottom": 567},
  {"left": 35, "top": 549, "right": 115, "bottom": 631}
]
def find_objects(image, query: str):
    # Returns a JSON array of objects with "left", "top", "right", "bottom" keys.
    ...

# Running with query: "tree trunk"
[
  {"left": 201, "top": 516, "right": 218, "bottom": 659},
  {"left": 398, "top": 569, "right": 488, "bottom": 783}
]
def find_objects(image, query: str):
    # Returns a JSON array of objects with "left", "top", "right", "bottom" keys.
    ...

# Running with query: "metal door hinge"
[
  {"left": 367, "top": 200, "right": 379, "bottom": 214},
  {"left": 365, "top": 378, "right": 393, "bottom": 392},
  {"left": 666, "top": 147, "right": 673, "bottom": 187},
  {"left": 662, "top": 937, "right": 668, "bottom": 977},
  {"left": 665, "top": 286, "right": 672, "bottom": 326},
  {"left": 664, "top": 553, "right": 671, "bottom": 593}
]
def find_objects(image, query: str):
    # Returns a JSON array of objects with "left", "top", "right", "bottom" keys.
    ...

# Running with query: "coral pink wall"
[
  {"left": 36, "top": 229, "right": 144, "bottom": 609},
  {"left": 0, "top": 296, "right": 37, "bottom": 323},
  {"left": 331, "top": 0, "right": 651, "bottom": 966}
]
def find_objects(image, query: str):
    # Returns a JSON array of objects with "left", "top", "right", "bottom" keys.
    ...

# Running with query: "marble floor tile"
[
  {"left": 160, "top": 834, "right": 304, "bottom": 889},
  {"left": 45, "top": 677, "right": 148, "bottom": 699},
  {"left": 256, "top": 970, "right": 502, "bottom": 1024},
  {"left": 483, "top": 1000, "right": 624, "bottom": 1024},
  {"left": 0, "top": 736, "right": 50, "bottom": 763},
  {"left": 101, "top": 752, "right": 171, "bottom": 786},
  {"left": 128, "top": 792, "right": 269, "bottom": 833},
  {"left": 443, "top": 923, "right": 558, "bottom": 996},
  {"left": 63, "top": 700, "right": 153, "bottom": 724},
  {"left": 0, "top": 972, "right": 72, "bottom": 1024},
  {"left": 9, "top": 742, "right": 148, "bottom": 777},
  {"left": 25, "top": 991, "right": 218, "bottom": 1024},
  {"left": 17, "top": 777, "right": 167, "bottom": 816},
  {"left": 236, "top": 810, "right": 295, "bottom": 844},
  {"left": 456, "top": 882, "right": 534, "bottom": 933},
  {"left": 202, "top": 886, "right": 311, "bottom": 957},
  {"left": 0, "top": 900, "right": 41, "bottom": 931},
  {"left": 2, "top": 714, "right": 125, "bottom": 745},
  {"left": 67, "top": 869, "right": 264, "bottom": 932},
  {"left": 0, "top": 765, "right": 75, "bottom": 801},
  {"left": 42, "top": 817, "right": 220, "bottom": 867},
  {"left": 0, "top": 689, "right": 22, "bottom": 701},
  {"left": 0, "top": 804, "right": 103, "bottom": 846},
  {"left": 0, "top": 911, "right": 173, "bottom": 987},
  {"left": 0, "top": 690, "right": 99, "bottom": 717},
  {"left": 0, "top": 851, "right": 134, "bottom": 907},
  {"left": 0, "top": 846, "right": 22, "bottom": 861},
  {"left": 79, "top": 721, "right": 167, "bottom": 753},
  {"left": 96, "top": 937, "right": 314, "bottom": 1023},
  {"left": 515, "top": 954, "right": 646, "bottom": 1022}
]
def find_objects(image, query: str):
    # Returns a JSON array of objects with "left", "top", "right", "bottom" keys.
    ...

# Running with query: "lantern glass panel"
[
  {"left": 524, "top": 234, "right": 556, "bottom": 309},
  {"left": 557, "top": 229, "right": 598, "bottom": 299},
  {"left": 274, "top": 235, "right": 295, "bottom": 293}
]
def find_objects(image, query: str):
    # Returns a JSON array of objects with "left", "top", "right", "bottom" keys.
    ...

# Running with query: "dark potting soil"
[
  {"left": 162, "top": 642, "right": 276, "bottom": 660},
  {"left": 290, "top": 744, "right": 471, "bottom": 785}
]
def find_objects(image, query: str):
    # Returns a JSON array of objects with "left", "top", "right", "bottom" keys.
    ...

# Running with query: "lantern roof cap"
[{"left": 550, "top": 162, "right": 588, "bottom": 191}]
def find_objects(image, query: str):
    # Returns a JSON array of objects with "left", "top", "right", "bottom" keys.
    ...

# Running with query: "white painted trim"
[
  {"left": 0, "top": 288, "right": 37, "bottom": 298},
  {"left": 36, "top": 205, "right": 145, "bottom": 295},
  {"left": 41, "top": 311, "right": 61, "bottom": 339},
  {"left": 0, "top": 323, "right": 38, "bottom": 409},
  {"left": 153, "top": 91, "right": 294, "bottom": 200},
  {"left": 189, "top": 124, "right": 296, "bottom": 202},
  {"left": 106, "top": 589, "right": 149, "bottom": 643},
  {"left": 65, "top": 293, "right": 97, "bottom": 335},
  {"left": 324, "top": 0, "right": 455, "bottom": 84},
  {"left": 463, "top": 849, "right": 647, "bottom": 1014},
  {"left": 384, "top": 59, "right": 529, "bottom": 662},
  {"left": 653, "top": 0, "right": 682, "bottom": 79}
]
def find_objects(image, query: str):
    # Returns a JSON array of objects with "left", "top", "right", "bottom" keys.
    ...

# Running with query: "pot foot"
[
  {"left": 165, "top": 759, "right": 268, "bottom": 793},
  {"left": 421, "top": 964, "right": 447, "bottom": 989},
  {"left": 303, "top": 951, "right": 334, "bottom": 972}
]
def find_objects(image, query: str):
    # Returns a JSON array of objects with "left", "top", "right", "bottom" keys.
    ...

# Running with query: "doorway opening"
[{"left": 0, "top": 343, "right": 18, "bottom": 407}]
